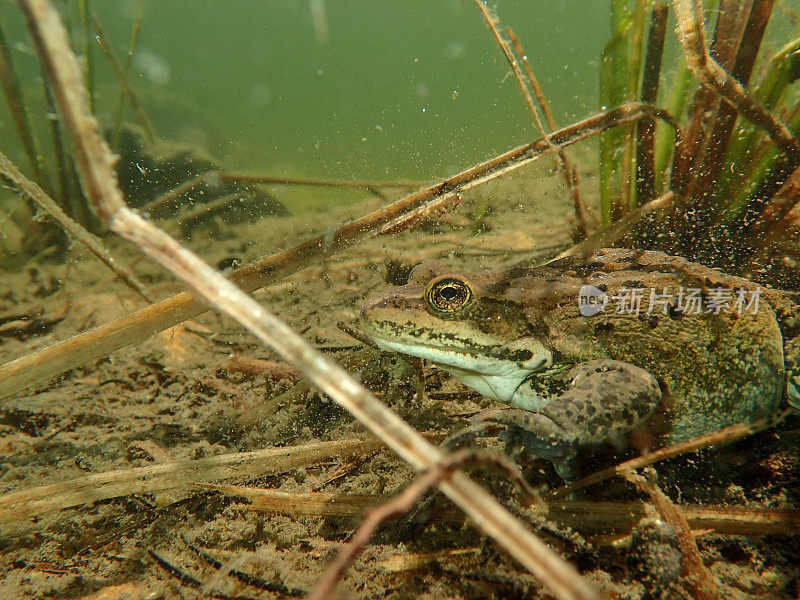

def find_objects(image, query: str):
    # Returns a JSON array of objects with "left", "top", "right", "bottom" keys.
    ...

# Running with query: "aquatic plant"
[{"left": 593, "top": 0, "right": 800, "bottom": 284}]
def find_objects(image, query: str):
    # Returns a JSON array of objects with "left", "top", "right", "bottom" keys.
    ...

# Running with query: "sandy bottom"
[{"left": 1, "top": 163, "right": 798, "bottom": 599}]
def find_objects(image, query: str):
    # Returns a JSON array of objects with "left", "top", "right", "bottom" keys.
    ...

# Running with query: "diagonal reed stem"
[
  {"left": 472, "top": 1, "right": 591, "bottom": 238},
  {"left": 0, "top": 151, "right": 152, "bottom": 301},
  {"left": 671, "top": 0, "right": 799, "bottom": 158},
  {"left": 91, "top": 12, "right": 155, "bottom": 144}
]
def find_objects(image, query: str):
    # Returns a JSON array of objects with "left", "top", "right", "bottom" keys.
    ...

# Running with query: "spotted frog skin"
[{"left": 360, "top": 249, "right": 800, "bottom": 479}]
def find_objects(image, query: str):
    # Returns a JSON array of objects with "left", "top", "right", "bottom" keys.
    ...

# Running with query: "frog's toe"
[
  {"left": 471, "top": 408, "right": 581, "bottom": 479},
  {"left": 440, "top": 420, "right": 500, "bottom": 451}
]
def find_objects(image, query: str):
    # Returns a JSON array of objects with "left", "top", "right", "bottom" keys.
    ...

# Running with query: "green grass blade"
[{"left": 600, "top": 1, "right": 634, "bottom": 226}]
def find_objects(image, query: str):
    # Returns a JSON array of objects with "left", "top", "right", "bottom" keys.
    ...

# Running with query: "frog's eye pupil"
[
  {"left": 440, "top": 286, "right": 457, "bottom": 300},
  {"left": 426, "top": 277, "right": 472, "bottom": 313}
]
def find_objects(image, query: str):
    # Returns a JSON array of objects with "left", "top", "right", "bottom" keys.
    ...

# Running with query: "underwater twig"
[
  {"left": 716, "top": 35, "right": 800, "bottom": 205},
  {"left": 19, "top": 0, "right": 123, "bottom": 223},
  {"left": 111, "top": 0, "right": 143, "bottom": 150},
  {"left": 203, "top": 484, "right": 800, "bottom": 536},
  {"left": 18, "top": 3, "right": 598, "bottom": 598},
  {"left": 0, "top": 438, "right": 383, "bottom": 525},
  {"left": 671, "top": 0, "right": 799, "bottom": 158},
  {"left": 507, "top": 27, "right": 591, "bottom": 238},
  {"left": 0, "top": 102, "right": 675, "bottom": 402},
  {"left": 472, "top": 1, "right": 588, "bottom": 235},
  {"left": 623, "top": 470, "right": 721, "bottom": 600},
  {"left": 91, "top": 12, "right": 155, "bottom": 143},
  {"left": 548, "top": 422, "right": 752, "bottom": 497},
  {"left": 676, "top": 0, "right": 763, "bottom": 203},
  {"left": 307, "top": 449, "right": 541, "bottom": 600},
  {"left": 0, "top": 151, "right": 152, "bottom": 301},
  {"left": 141, "top": 172, "right": 423, "bottom": 218},
  {"left": 694, "top": 0, "right": 771, "bottom": 203}
]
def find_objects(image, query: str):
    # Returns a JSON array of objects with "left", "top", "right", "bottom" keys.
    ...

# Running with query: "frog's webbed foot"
[
  {"left": 465, "top": 409, "right": 581, "bottom": 480},
  {"left": 467, "top": 360, "right": 663, "bottom": 480},
  {"left": 441, "top": 410, "right": 580, "bottom": 479}
]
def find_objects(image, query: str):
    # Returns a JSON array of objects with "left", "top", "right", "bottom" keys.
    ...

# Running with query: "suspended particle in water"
[
  {"left": 135, "top": 50, "right": 171, "bottom": 86},
  {"left": 445, "top": 41, "right": 466, "bottom": 60},
  {"left": 248, "top": 82, "right": 271, "bottom": 107}
]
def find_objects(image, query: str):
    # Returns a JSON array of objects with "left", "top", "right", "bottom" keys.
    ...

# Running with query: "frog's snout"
[
  {"left": 360, "top": 292, "right": 392, "bottom": 321},
  {"left": 362, "top": 290, "right": 424, "bottom": 319}
]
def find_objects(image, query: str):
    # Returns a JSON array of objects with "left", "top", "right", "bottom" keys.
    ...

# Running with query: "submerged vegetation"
[{"left": 0, "top": 1, "right": 799, "bottom": 599}]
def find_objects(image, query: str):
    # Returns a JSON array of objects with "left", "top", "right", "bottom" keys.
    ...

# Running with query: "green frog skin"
[{"left": 360, "top": 248, "right": 800, "bottom": 479}]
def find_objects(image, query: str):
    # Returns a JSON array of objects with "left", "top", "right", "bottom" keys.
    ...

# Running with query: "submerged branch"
[
  {"left": 508, "top": 27, "right": 592, "bottom": 238},
  {"left": 0, "top": 151, "right": 152, "bottom": 301},
  {"left": 203, "top": 484, "right": 800, "bottom": 536},
  {"left": 217, "top": 172, "right": 422, "bottom": 189},
  {"left": 672, "top": 0, "right": 799, "bottom": 158},
  {"left": 473, "top": 0, "right": 589, "bottom": 238},
  {"left": 0, "top": 439, "right": 382, "bottom": 525}
]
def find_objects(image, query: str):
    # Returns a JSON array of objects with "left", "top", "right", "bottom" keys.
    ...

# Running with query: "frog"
[{"left": 359, "top": 248, "right": 800, "bottom": 479}]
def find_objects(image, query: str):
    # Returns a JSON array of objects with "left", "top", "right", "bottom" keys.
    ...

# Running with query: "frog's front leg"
[{"left": 464, "top": 360, "right": 662, "bottom": 479}]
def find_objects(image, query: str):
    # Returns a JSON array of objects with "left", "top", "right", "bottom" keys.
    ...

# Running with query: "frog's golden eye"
[{"left": 426, "top": 277, "right": 472, "bottom": 314}]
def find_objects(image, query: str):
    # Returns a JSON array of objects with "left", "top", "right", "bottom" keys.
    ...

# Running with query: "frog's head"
[{"left": 360, "top": 261, "right": 553, "bottom": 405}]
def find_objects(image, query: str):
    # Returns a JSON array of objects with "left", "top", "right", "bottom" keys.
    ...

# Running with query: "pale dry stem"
[
  {"left": 0, "top": 439, "right": 383, "bottom": 525},
  {"left": 307, "top": 449, "right": 541, "bottom": 600},
  {"left": 202, "top": 484, "right": 800, "bottom": 536},
  {"left": 0, "top": 151, "right": 152, "bottom": 301}
]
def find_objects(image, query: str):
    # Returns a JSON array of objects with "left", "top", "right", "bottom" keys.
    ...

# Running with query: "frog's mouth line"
[
  {"left": 365, "top": 329, "right": 508, "bottom": 366},
  {"left": 364, "top": 328, "right": 550, "bottom": 375}
]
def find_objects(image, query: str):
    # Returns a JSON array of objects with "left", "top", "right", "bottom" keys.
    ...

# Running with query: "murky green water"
[
  {"left": 0, "top": 1, "right": 620, "bottom": 182},
  {"left": 1, "top": 1, "right": 797, "bottom": 202}
]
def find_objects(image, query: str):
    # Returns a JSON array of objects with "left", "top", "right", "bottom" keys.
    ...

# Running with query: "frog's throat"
[{"left": 370, "top": 336, "right": 552, "bottom": 406}]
